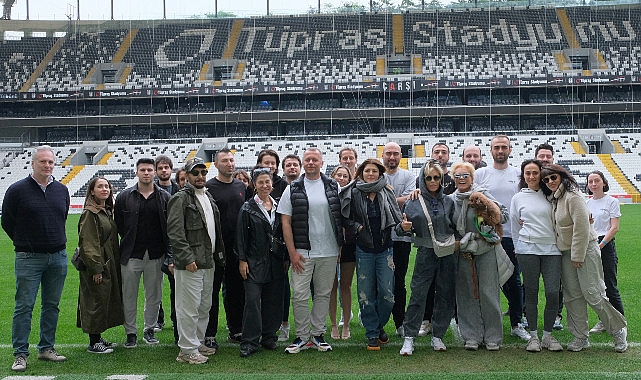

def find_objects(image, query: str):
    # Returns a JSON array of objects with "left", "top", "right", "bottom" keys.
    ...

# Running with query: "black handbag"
[{"left": 71, "top": 247, "right": 86, "bottom": 271}]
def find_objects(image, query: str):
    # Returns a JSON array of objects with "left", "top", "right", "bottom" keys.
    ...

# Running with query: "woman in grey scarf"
[
  {"left": 450, "top": 162, "right": 508, "bottom": 352},
  {"left": 340, "top": 158, "right": 402, "bottom": 351}
]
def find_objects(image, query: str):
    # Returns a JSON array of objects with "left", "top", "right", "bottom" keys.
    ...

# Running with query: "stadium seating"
[{"left": 4, "top": 5, "right": 638, "bottom": 93}]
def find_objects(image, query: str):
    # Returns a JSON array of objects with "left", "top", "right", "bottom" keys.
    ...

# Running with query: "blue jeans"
[
  {"left": 13, "top": 250, "right": 68, "bottom": 357},
  {"left": 355, "top": 246, "right": 395, "bottom": 339}
]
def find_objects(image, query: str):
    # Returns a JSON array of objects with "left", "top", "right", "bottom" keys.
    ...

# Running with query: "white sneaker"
[
  {"left": 613, "top": 327, "right": 628, "bottom": 353},
  {"left": 464, "top": 341, "right": 479, "bottom": 351},
  {"left": 400, "top": 337, "right": 414, "bottom": 356},
  {"left": 526, "top": 336, "right": 541, "bottom": 352},
  {"left": 510, "top": 324, "right": 531, "bottom": 341},
  {"left": 567, "top": 337, "right": 590, "bottom": 352},
  {"left": 553, "top": 315, "right": 563, "bottom": 330},
  {"left": 486, "top": 342, "right": 500, "bottom": 351},
  {"left": 418, "top": 320, "right": 432, "bottom": 336},
  {"left": 11, "top": 356, "right": 27, "bottom": 372},
  {"left": 277, "top": 323, "right": 290, "bottom": 342},
  {"left": 541, "top": 335, "right": 563, "bottom": 352},
  {"left": 176, "top": 351, "right": 208, "bottom": 364},
  {"left": 590, "top": 320, "right": 606, "bottom": 334},
  {"left": 431, "top": 337, "right": 446, "bottom": 351}
]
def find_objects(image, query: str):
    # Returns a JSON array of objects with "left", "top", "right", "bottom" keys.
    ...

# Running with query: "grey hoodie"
[{"left": 395, "top": 162, "right": 460, "bottom": 247}]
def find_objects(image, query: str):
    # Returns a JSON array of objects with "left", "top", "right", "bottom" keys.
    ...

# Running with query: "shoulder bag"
[{"left": 418, "top": 196, "right": 457, "bottom": 257}]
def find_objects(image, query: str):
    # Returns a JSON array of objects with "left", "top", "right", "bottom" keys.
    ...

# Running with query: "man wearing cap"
[{"left": 167, "top": 157, "right": 224, "bottom": 364}]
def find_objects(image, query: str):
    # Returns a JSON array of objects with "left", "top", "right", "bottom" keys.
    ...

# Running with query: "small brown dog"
[{"left": 469, "top": 192, "right": 503, "bottom": 241}]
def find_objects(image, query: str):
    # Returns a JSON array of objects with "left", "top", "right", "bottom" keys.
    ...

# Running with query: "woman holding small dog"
[{"left": 450, "top": 162, "right": 509, "bottom": 351}]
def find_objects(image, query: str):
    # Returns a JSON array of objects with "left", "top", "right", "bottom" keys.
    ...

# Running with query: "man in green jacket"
[{"left": 167, "top": 157, "right": 225, "bottom": 365}]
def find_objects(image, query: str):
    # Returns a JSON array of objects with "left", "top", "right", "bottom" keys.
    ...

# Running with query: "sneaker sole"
[
  {"left": 125, "top": 344, "right": 137, "bottom": 349},
  {"left": 176, "top": 357, "right": 208, "bottom": 364},
  {"left": 400, "top": 351, "right": 413, "bottom": 356},
  {"left": 285, "top": 342, "right": 313, "bottom": 354},
  {"left": 88, "top": 348, "right": 113, "bottom": 354},
  {"left": 143, "top": 339, "right": 159, "bottom": 345},
  {"left": 367, "top": 345, "right": 381, "bottom": 351}
]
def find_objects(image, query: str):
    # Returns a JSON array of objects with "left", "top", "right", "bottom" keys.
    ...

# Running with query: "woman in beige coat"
[
  {"left": 77, "top": 177, "right": 124, "bottom": 354},
  {"left": 541, "top": 164, "right": 627, "bottom": 353}
]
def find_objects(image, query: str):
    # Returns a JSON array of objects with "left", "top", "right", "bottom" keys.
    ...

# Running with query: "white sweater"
[{"left": 510, "top": 188, "right": 557, "bottom": 245}]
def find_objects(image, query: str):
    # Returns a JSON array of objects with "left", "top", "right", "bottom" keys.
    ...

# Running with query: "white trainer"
[{"left": 400, "top": 337, "right": 414, "bottom": 356}]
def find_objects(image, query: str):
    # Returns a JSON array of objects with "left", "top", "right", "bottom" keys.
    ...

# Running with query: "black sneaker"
[
  {"left": 88, "top": 342, "right": 113, "bottom": 354},
  {"left": 125, "top": 334, "right": 137, "bottom": 349},
  {"left": 378, "top": 330, "right": 389, "bottom": 345},
  {"left": 227, "top": 333, "right": 242, "bottom": 344},
  {"left": 143, "top": 329, "right": 159, "bottom": 345},
  {"left": 99, "top": 338, "right": 117, "bottom": 348},
  {"left": 204, "top": 336, "right": 219, "bottom": 349},
  {"left": 367, "top": 337, "right": 380, "bottom": 351}
]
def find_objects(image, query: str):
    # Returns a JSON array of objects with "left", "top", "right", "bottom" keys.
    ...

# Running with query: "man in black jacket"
[{"left": 114, "top": 158, "right": 171, "bottom": 349}]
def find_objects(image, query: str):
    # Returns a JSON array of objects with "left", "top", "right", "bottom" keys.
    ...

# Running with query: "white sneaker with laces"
[
  {"left": 526, "top": 336, "right": 541, "bottom": 352},
  {"left": 541, "top": 335, "right": 563, "bottom": 352},
  {"left": 400, "top": 337, "right": 414, "bottom": 356},
  {"left": 553, "top": 315, "right": 563, "bottom": 330},
  {"left": 418, "top": 320, "right": 432, "bottom": 336},
  {"left": 590, "top": 320, "right": 606, "bottom": 334},
  {"left": 510, "top": 324, "right": 531, "bottom": 341},
  {"left": 431, "top": 337, "right": 446, "bottom": 351},
  {"left": 11, "top": 356, "right": 27, "bottom": 372},
  {"left": 567, "top": 337, "right": 590, "bottom": 352}
]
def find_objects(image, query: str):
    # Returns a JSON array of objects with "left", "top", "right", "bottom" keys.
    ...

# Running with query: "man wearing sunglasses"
[
  {"left": 474, "top": 135, "right": 530, "bottom": 342},
  {"left": 167, "top": 157, "right": 224, "bottom": 364},
  {"left": 115, "top": 158, "right": 172, "bottom": 349}
]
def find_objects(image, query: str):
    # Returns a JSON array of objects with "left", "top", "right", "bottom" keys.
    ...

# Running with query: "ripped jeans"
[{"left": 355, "top": 246, "right": 395, "bottom": 339}]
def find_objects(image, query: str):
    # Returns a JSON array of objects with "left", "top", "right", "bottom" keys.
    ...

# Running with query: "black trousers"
[{"left": 241, "top": 278, "right": 283, "bottom": 348}]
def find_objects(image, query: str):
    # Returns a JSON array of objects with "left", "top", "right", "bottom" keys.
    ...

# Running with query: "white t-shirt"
[
  {"left": 474, "top": 165, "right": 520, "bottom": 238},
  {"left": 277, "top": 177, "right": 340, "bottom": 258},
  {"left": 385, "top": 169, "right": 416, "bottom": 242},
  {"left": 587, "top": 195, "right": 621, "bottom": 236}
]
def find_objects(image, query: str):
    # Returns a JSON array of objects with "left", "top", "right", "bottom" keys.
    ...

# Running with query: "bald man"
[
  {"left": 461, "top": 145, "right": 486, "bottom": 170},
  {"left": 382, "top": 142, "right": 416, "bottom": 337}
]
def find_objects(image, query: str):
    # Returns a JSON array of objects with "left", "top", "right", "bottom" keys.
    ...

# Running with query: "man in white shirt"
[
  {"left": 474, "top": 135, "right": 530, "bottom": 342},
  {"left": 277, "top": 148, "right": 343, "bottom": 354}
]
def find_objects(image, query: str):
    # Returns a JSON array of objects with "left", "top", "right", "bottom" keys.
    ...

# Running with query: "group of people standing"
[{"left": 3, "top": 137, "right": 628, "bottom": 371}]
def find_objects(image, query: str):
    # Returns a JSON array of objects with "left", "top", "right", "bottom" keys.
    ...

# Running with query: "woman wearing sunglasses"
[
  {"left": 541, "top": 164, "right": 627, "bottom": 353},
  {"left": 450, "top": 161, "right": 508, "bottom": 351},
  {"left": 396, "top": 159, "right": 459, "bottom": 355},
  {"left": 510, "top": 159, "right": 563, "bottom": 352},
  {"left": 340, "top": 158, "right": 403, "bottom": 351}
]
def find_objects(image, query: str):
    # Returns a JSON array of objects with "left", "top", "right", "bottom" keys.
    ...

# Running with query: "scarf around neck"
[
  {"left": 453, "top": 183, "right": 486, "bottom": 236},
  {"left": 340, "top": 176, "right": 401, "bottom": 230}
]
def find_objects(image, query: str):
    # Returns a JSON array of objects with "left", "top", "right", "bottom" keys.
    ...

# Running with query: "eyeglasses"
[
  {"left": 453, "top": 173, "right": 471, "bottom": 179},
  {"left": 542, "top": 174, "right": 559, "bottom": 183},
  {"left": 424, "top": 175, "right": 442, "bottom": 182},
  {"left": 189, "top": 169, "right": 208, "bottom": 177}
]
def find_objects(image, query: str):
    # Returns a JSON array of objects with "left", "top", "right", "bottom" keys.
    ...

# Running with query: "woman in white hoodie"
[{"left": 510, "top": 159, "right": 563, "bottom": 352}]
